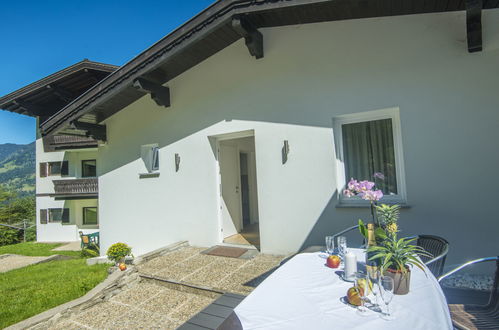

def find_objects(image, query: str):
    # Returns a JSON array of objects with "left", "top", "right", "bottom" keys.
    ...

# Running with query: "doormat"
[{"left": 203, "top": 246, "right": 248, "bottom": 258}]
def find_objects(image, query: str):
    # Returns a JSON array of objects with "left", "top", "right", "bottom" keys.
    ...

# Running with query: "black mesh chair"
[
  {"left": 415, "top": 234, "right": 449, "bottom": 278},
  {"left": 438, "top": 257, "right": 499, "bottom": 330}
]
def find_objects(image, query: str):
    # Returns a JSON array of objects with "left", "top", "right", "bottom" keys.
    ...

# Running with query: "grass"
[
  {"left": 0, "top": 242, "right": 109, "bottom": 328},
  {"left": 0, "top": 242, "right": 81, "bottom": 257},
  {"left": 0, "top": 259, "right": 109, "bottom": 328}
]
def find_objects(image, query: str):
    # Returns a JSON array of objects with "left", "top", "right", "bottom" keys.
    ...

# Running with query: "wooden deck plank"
[
  {"left": 213, "top": 295, "right": 244, "bottom": 308},
  {"left": 177, "top": 322, "right": 212, "bottom": 330},
  {"left": 187, "top": 312, "right": 226, "bottom": 329},
  {"left": 202, "top": 304, "right": 234, "bottom": 318}
]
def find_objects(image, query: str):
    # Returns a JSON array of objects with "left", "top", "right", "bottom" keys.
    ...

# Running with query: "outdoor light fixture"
[
  {"left": 175, "top": 153, "right": 180, "bottom": 172},
  {"left": 282, "top": 140, "right": 289, "bottom": 164}
]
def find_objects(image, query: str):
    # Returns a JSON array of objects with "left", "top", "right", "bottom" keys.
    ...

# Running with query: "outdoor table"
[{"left": 233, "top": 248, "right": 452, "bottom": 330}]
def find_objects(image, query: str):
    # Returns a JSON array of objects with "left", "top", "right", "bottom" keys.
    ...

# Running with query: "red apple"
[
  {"left": 326, "top": 255, "right": 340, "bottom": 268},
  {"left": 347, "top": 286, "right": 364, "bottom": 306},
  {"left": 118, "top": 263, "right": 127, "bottom": 271}
]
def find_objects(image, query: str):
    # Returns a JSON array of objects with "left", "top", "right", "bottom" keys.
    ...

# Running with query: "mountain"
[{"left": 0, "top": 142, "right": 35, "bottom": 197}]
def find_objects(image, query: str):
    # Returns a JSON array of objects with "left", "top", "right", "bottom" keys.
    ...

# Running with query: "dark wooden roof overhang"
[
  {"left": 40, "top": 0, "right": 499, "bottom": 137},
  {"left": 0, "top": 59, "right": 117, "bottom": 122}
]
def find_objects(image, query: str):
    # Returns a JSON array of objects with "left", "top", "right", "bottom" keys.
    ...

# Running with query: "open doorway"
[{"left": 218, "top": 134, "right": 260, "bottom": 249}]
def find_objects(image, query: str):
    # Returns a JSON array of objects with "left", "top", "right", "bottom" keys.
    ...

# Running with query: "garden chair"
[
  {"left": 416, "top": 234, "right": 449, "bottom": 278},
  {"left": 438, "top": 256, "right": 499, "bottom": 330},
  {"left": 79, "top": 231, "right": 100, "bottom": 249}
]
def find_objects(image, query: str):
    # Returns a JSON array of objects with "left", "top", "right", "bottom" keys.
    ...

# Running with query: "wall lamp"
[
  {"left": 175, "top": 153, "right": 181, "bottom": 172},
  {"left": 282, "top": 140, "right": 289, "bottom": 164}
]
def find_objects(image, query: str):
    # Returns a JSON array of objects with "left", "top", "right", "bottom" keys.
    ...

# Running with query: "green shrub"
[
  {"left": 106, "top": 242, "right": 132, "bottom": 263},
  {"left": 0, "top": 227, "right": 21, "bottom": 246},
  {"left": 81, "top": 243, "right": 100, "bottom": 258},
  {"left": 24, "top": 226, "right": 36, "bottom": 242}
]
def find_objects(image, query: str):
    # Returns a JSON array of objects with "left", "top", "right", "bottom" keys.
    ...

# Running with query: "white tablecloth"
[{"left": 234, "top": 249, "right": 452, "bottom": 330}]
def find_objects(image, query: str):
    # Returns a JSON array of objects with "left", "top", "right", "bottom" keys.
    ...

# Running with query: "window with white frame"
[
  {"left": 333, "top": 108, "right": 406, "bottom": 204},
  {"left": 140, "top": 144, "right": 160, "bottom": 173}
]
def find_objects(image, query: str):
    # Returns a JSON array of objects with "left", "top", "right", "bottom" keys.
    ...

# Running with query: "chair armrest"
[
  {"left": 438, "top": 257, "right": 498, "bottom": 282},
  {"left": 425, "top": 252, "right": 447, "bottom": 266},
  {"left": 332, "top": 225, "right": 359, "bottom": 238}
]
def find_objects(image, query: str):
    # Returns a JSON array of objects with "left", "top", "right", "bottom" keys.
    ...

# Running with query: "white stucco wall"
[
  {"left": 35, "top": 138, "right": 99, "bottom": 241},
  {"left": 98, "top": 10, "right": 499, "bottom": 267}
]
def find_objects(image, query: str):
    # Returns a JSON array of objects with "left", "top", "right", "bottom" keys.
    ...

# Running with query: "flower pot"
[{"left": 384, "top": 268, "right": 411, "bottom": 295}]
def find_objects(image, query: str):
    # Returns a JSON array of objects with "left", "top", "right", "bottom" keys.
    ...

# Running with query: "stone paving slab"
[
  {"left": 28, "top": 245, "right": 287, "bottom": 329},
  {"left": 51, "top": 241, "right": 82, "bottom": 251},
  {"left": 0, "top": 254, "right": 53, "bottom": 273},
  {"left": 137, "top": 246, "right": 286, "bottom": 295}
]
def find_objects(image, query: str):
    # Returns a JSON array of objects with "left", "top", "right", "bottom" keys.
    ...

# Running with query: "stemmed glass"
[
  {"left": 355, "top": 272, "right": 370, "bottom": 316},
  {"left": 379, "top": 276, "right": 395, "bottom": 321},
  {"left": 366, "top": 260, "right": 380, "bottom": 308},
  {"left": 337, "top": 236, "right": 347, "bottom": 259},
  {"left": 325, "top": 236, "right": 335, "bottom": 255}
]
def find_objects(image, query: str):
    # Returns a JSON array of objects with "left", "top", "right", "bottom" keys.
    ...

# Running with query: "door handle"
[{"left": 236, "top": 186, "right": 239, "bottom": 193}]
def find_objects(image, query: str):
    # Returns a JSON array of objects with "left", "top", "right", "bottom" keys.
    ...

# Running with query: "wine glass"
[
  {"left": 366, "top": 260, "right": 380, "bottom": 308},
  {"left": 379, "top": 276, "right": 395, "bottom": 320},
  {"left": 337, "top": 236, "right": 347, "bottom": 259},
  {"left": 355, "top": 272, "right": 370, "bottom": 316},
  {"left": 325, "top": 236, "right": 335, "bottom": 255}
]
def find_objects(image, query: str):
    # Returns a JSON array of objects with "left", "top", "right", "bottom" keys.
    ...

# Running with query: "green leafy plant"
[
  {"left": 367, "top": 236, "right": 431, "bottom": 275},
  {"left": 358, "top": 219, "right": 387, "bottom": 241},
  {"left": 81, "top": 243, "right": 100, "bottom": 258},
  {"left": 376, "top": 204, "right": 400, "bottom": 234},
  {"left": 106, "top": 242, "right": 132, "bottom": 263}
]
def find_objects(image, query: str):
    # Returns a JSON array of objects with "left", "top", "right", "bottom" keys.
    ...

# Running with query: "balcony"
[
  {"left": 51, "top": 178, "right": 98, "bottom": 200},
  {"left": 43, "top": 134, "right": 98, "bottom": 151}
]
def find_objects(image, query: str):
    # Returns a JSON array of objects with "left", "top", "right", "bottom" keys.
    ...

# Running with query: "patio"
[{"left": 28, "top": 245, "right": 286, "bottom": 329}]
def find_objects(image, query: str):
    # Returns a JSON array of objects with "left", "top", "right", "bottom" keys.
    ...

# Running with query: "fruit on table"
[
  {"left": 347, "top": 286, "right": 365, "bottom": 306},
  {"left": 326, "top": 255, "right": 341, "bottom": 268},
  {"left": 118, "top": 263, "right": 127, "bottom": 271}
]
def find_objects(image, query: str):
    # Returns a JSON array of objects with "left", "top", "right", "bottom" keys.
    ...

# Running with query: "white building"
[
  {"left": 3, "top": 1, "right": 499, "bottom": 268},
  {"left": 0, "top": 60, "right": 117, "bottom": 242}
]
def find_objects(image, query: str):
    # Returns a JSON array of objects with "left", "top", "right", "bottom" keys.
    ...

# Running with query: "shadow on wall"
[{"left": 299, "top": 191, "right": 367, "bottom": 251}]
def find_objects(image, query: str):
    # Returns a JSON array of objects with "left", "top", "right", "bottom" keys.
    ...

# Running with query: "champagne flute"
[
  {"left": 379, "top": 276, "right": 395, "bottom": 320},
  {"left": 325, "top": 236, "right": 335, "bottom": 255},
  {"left": 366, "top": 260, "right": 380, "bottom": 308},
  {"left": 337, "top": 236, "right": 347, "bottom": 259},
  {"left": 355, "top": 272, "right": 370, "bottom": 316}
]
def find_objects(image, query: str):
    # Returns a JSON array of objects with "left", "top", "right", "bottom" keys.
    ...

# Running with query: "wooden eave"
[
  {"left": 0, "top": 59, "right": 118, "bottom": 120},
  {"left": 39, "top": 0, "right": 499, "bottom": 137}
]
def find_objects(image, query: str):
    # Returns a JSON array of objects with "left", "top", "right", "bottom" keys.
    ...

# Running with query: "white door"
[{"left": 219, "top": 144, "right": 242, "bottom": 238}]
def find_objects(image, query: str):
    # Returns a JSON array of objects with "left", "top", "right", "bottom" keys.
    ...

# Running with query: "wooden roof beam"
[
  {"left": 132, "top": 77, "right": 170, "bottom": 107},
  {"left": 46, "top": 84, "right": 74, "bottom": 103},
  {"left": 70, "top": 121, "right": 106, "bottom": 142},
  {"left": 12, "top": 99, "right": 45, "bottom": 116},
  {"left": 466, "top": 0, "right": 482, "bottom": 53},
  {"left": 232, "top": 16, "right": 264, "bottom": 59}
]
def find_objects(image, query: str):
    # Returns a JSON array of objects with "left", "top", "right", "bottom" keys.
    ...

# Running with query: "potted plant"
[
  {"left": 367, "top": 236, "right": 431, "bottom": 294},
  {"left": 106, "top": 242, "right": 133, "bottom": 270}
]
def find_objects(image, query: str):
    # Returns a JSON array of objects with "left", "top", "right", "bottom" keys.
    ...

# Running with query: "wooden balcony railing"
[
  {"left": 52, "top": 178, "right": 98, "bottom": 195},
  {"left": 43, "top": 134, "right": 98, "bottom": 151}
]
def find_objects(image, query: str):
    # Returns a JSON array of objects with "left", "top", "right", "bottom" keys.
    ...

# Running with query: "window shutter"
[
  {"left": 39, "top": 163, "right": 47, "bottom": 177},
  {"left": 61, "top": 208, "right": 70, "bottom": 224},
  {"left": 40, "top": 209, "right": 48, "bottom": 224},
  {"left": 61, "top": 161, "right": 69, "bottom": 176}
]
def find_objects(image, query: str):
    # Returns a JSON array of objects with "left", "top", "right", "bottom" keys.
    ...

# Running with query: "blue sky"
[{"left": 0, "top": 0, "right": 213, "bottom": 144}]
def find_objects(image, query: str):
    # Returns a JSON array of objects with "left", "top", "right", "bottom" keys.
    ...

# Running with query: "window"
[
  {"left": 82, "top": 160, "right": 97, "bottom": 177},
  {"left": 140, "top": 144, "right": 160, "bottom": 173},
  {"left": 333, "top": 108, "right": 406, "bottom": 204},
  {"left": 40, "top": 161, "right": 68, "bottom": 177},
  {"left": 83, "top": 207, "right": 98, "bottom": 225},
  {"left": 48, "top": 208, "right": 70, "bottom": 223}
]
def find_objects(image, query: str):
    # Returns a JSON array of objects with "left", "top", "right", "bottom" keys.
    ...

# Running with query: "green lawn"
[
  {"left": 0, "top": 242, "right": 81, "bottom": 257},
  {"left": 0, "top": 243, "right": 109, "bottom": 328}
]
